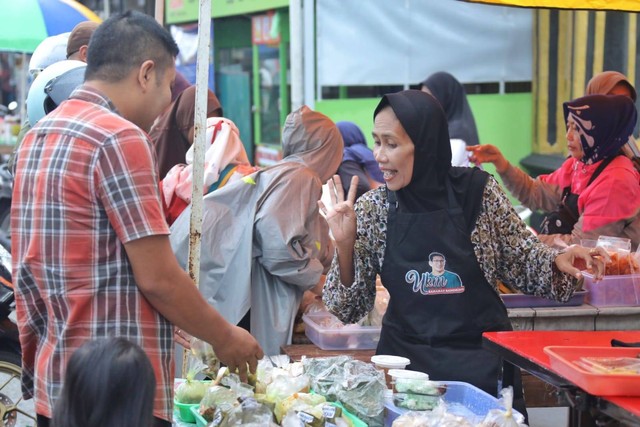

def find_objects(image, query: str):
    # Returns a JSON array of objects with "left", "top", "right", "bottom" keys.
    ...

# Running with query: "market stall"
[{"left": 483, "top": 330, "right": 640, "bottom": 426}]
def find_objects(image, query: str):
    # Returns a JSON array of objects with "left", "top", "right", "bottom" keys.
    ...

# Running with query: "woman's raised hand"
[
  {"left": 318, "top": 175, "right": 359, "bottom": 247},
  {"left": 466, "top": 144, "right": 509, "bottom": 173}
]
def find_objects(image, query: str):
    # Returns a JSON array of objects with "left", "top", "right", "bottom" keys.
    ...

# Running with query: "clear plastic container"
[
  {"left": 371, "top": 357, "right": 411, "bottom": 388},
  {"left": 582, "top": 272, "right": 640, "bottom": 306},
  {"left": 302, "top": 311, "right": 381, "bottom": 350}
]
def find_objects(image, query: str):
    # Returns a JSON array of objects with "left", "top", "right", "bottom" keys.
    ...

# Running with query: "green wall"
[{"left": 315, "top": 93, "right": 533, "bottom": 203}]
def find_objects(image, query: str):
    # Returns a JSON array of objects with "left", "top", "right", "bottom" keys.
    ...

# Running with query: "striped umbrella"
[{"left": 1, "top": 0, "right": 102, "bottom": 53}]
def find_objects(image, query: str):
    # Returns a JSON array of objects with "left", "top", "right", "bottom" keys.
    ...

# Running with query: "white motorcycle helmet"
[
  {"left": 28, "top": 33, "right": 71, "bottom": 77},
  {"left": 26, "top": 60, "right": 86, "bottom": 125}
]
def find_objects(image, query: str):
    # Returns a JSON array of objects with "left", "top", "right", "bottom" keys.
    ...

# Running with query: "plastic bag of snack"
[
  {"left": 199, "top": 385, "right": 240, "bottom": 423},
  {"left": 175, "top": 355, "right": 210, "bottom": 404},
  {"left": 478, "top": 387, "right": 527, "bottom": 427},
  {"left": 190, "top": 337, "right": 220, "bottom": 377},
  {"left": 219, "top": 397, "right": 276, "bottom": 427}
]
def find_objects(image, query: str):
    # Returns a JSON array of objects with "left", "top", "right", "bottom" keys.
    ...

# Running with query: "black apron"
[
  {"left": 377, "top": 180, "right": 515, "bottom": 398},
  {"left": 540, "top": 156, "right": 616, "bottom": 235}
]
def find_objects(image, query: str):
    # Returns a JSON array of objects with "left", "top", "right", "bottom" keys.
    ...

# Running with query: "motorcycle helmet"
[
  {"left": 27, "top": 60, "right": 86, "bottom": 125},
  {"left": 28, "top": 33, "right": 70, "bottom": 77}
]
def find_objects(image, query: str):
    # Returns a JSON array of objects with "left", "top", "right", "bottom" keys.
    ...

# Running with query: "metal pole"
[
  {"left": 290, "top": 0, "right": 303, "bottom": 111},
  {"left": 182, "top": 0, "right": 211, "bottom": 377},
  {"left": 155, "top": 0, "right": 165, "bottom": 25},
  {"left": 302, "top": 0, "right": 315, "bottom": 109}
]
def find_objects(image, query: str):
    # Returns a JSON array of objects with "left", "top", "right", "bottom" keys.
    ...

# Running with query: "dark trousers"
[{"left": 37, "top": 414, "right": 171, "bottom": 427}]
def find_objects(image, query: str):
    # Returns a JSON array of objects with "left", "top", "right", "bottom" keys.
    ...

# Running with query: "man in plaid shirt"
[{"left": 12, "top": 11, "right": 263, "bottom": 427}]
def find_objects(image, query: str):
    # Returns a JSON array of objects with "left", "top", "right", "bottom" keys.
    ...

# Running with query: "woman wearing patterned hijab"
[
  {"left": 321, "top": 90, "right": 607, "bottom": 420},
  {"left": 586, "top": 70, "right": 640, "bottom": 171},
  {"left": 470, "top": 94, "right": 640, "bottom": 249}
]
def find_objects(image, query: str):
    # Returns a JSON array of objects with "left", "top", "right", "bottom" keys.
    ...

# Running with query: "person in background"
[
  {"left": 51, "top": 338, "right": 155, "bottom": 427},
  {"left": 148, "top": 85, "right": 223, "bottom": 179},
  {"left": 8, "top": 33, "right": 75, "bottom": 171},
  {"left": 336, "top": 121, "right": 383, "bottom": 200},
  {"left": 160, "top": 117, "right": 258, "bottom": 225},
  {"left": 66, "top": 21, "right": 100, "bottom": 62},
  {"left": 321, "top": 90, "right": 608, "bottom": 418},
  {"left": 420, "top": 71, "right": 480, "bottom": 166},
  {"left": 171, "top": 71, "right": 191, "bottom": 102},
  {"left": 468, "top": 94, "right": 640, "bottom": 249},
  {"left": 585, "top": 70, "right": 640, "bottom": 170},
  {"left": 12, "top": 11, "right": 262, "bottom": 427},
  {"left": 170, "top": 106, "right": 342, "bottom": 356}
]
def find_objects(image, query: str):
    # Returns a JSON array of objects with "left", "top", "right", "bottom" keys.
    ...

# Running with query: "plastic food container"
[
  {"left": 501, "top": 290, "right": 587, "bottom": 308},
  {"left": 371, "top": 356, "right": 411, "bottom": 388},
  {"left": 384, "top": 381, "right": 523, "bottom": 427},
  {"left": 582, "top": 272, "right": 640, "bottom": 306},
  {"left": 544, "top": 346, "right": 640, "bottom": 396},
  {"left": 174, "top": 399, "right": 199, "bottom": 423},
  {"left": 302, "top": 311, "right": 381, "bottom": 350}
]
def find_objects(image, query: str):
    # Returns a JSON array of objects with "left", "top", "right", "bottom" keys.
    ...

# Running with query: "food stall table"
[
  {"left": 482, "top": 330, "right": 640, "bottom": 426},
  {"left": 281, "top": 344, "right": 375, "bottom": 364}
]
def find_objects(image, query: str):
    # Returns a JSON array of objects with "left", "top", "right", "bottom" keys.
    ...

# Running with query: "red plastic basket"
[{"left": 544, "top": 346, "right": 640, "bottom": 396}]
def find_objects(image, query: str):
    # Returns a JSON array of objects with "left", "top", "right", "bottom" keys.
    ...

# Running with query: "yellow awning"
[{"left": 465, "top": 0, "right": 640, "bottom": 12}]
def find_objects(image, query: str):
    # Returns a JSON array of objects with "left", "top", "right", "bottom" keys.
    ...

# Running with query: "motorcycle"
[{"left": 0, "top": 242, "right": 36, "bottom": 427}]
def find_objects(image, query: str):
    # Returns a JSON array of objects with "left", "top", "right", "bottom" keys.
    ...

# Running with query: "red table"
[{"left": 482, "top": 330, "right": 640, "bottom": 426}]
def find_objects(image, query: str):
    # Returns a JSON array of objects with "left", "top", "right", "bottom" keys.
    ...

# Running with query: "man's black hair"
[
  {"left": 85, "top": 10, "right": 179, "bottom": 82},
  {"left": 429, "top": 252, "right": 445, "bottom": 262}
]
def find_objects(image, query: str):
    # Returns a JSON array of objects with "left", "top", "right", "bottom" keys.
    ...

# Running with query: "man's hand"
[{"left": 214, "top": 326, "right": 264, "bottom": 383}]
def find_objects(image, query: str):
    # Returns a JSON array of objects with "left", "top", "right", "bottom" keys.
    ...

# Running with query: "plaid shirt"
[{"left": 12, "top": 86, "right": 174, "bottom": 421}]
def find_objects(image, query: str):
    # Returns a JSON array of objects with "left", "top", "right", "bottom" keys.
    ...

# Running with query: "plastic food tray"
[
  {"left": 501, "top": 290, "right": 587, "bottom": 308},
  {"left": 384, "top": 381, "right": 523, "bottom": 427},
  {"left": 302, "top": 311, "right": 381, "bottom": 350},
  {"left": 582, "top": 272, "right": 640, "bottom": 306},
  {"left": 544, "top": 346, "right": 640, "bottom": 396}
]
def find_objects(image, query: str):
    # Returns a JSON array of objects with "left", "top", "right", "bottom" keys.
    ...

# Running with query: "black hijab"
[
  {"left": 421, "top": 72, "right": 480, "bottom": 147},
  {"left": 374, "top": 90, "right": 488, "bottom": 229}
]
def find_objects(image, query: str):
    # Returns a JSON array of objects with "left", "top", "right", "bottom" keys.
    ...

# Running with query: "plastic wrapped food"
[
  {"left": 394, "top": 378, "right": 447, "bottom": 396},
  {"left": 190, "top": 337, "right": 220, "bottom": 376},
  {"left": 219, "top": 397, "right": 276, "bottom": 427},
  {"left": 393, "top": 392, "right": 441, "bottom": 411},
  {"left": 175, "top": 355, "right": 211, "bottom": 404},
  {"left": 199, "top": 385, "right": 240, "bottom": 423},
  {"left": 273, "top": 392, "right": 326, "bottom": 423},
  {"left": 175, "top": 379, "right": 209, "bottom": 404},
  {"left": 392, "top": 405, "right": 472, "bottom": 427},
  {"left": 478, "top": 387, "right": 526, "bottom": 427}
]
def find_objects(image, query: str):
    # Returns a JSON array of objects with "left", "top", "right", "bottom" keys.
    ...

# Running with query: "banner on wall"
[
  {"left": 465, "top": 0, "right": 640, "bottom": 11},
  {"left": 317, "top": 0, "right": 533, "bottom": 86}
]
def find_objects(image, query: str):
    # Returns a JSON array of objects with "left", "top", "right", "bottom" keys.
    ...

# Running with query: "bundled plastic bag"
[
  {"left": 190, "top": 337, "right": 220, "bottom": 377},
  {"left": 478, "top": 387, "right": 527, "bottom": 427},
  {"left": 175, "top": 353, "right": 211, "bottom": 404}
]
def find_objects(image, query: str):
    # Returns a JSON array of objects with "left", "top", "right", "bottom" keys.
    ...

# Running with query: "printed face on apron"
[{"left": 405, "top": 251, "right": 464, "bottom": 295}]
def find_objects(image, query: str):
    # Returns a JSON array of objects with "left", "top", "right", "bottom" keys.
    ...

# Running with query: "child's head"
[{"left": 52, "top": 337, "right": 156, "bottom": 427}]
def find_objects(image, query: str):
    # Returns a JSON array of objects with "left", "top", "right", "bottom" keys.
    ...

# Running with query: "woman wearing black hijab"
[
  {"left": 321, "top": 90, "right": 607, "bottom": 416},
  {"left": 421, "top": 72, "right": 479, "bottom": 167}
]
